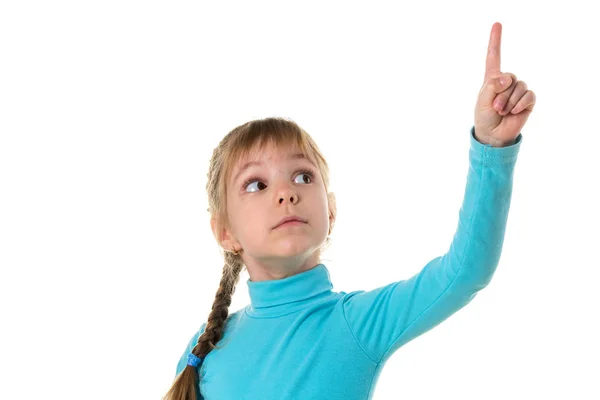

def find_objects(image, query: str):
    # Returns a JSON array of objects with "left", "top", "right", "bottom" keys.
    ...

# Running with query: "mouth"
[{"left": 274, "top": 219, "right": 307, "bottom": 229}]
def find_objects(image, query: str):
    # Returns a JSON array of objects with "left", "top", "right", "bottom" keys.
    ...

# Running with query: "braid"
[
  {"left": 195, "top": 250, "right": 244, "bottom": 353},
  {"left": 161, "top": 251, "right": 244, "bottom": 400}
]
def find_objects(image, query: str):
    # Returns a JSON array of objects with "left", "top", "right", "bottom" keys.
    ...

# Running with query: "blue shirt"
[{"left": 175, "top": 125, "right": 523, "bottom": 399}]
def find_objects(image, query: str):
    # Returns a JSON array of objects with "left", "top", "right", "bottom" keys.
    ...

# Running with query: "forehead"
[
  {"left": 230, "top": 142, "right": 312, "bottom": 182},
  {"left": 246, "top": 141, "right": 302, "bottom": 160}
]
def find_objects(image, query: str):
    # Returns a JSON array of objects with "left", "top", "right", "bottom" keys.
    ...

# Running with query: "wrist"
[{"left": 474, "top": 132, "right": 514, "bottom": 148}]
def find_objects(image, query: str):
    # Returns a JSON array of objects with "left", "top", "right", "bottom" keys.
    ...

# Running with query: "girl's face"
[{"left": 221, "top": 142, "right": 331, "bottom": 281}]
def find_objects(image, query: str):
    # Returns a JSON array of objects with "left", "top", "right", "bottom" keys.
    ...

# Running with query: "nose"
[
  {"left": 279, "top": 194, "right": 296, "bottom": 204},
  {"left": 275, "top": 179, "right": 298, "bottom": 205}
]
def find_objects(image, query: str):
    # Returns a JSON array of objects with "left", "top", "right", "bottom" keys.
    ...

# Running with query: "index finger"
[{"left": 485, "top": 22, "right": 502, "bottom": 82}]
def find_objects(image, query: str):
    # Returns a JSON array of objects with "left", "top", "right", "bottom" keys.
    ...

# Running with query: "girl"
[{"left": 162, "top": 22, "right": 536, "bottom": 400}]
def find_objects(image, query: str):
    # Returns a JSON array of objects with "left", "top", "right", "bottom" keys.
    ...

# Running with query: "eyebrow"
[{"left": 233, "top": 153, "right": 310, "bottom": 184}]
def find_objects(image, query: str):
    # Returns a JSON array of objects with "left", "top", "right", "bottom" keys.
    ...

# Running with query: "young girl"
[{"left": 162, "top": 22, "right": 536, "bottom": 400}]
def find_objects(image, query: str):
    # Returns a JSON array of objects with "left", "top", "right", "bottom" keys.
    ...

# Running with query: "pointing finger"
[{"left": 485, "top": 22, "right": 502, "bottom": 82}]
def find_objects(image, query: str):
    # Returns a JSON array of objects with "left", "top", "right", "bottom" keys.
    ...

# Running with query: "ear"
[
  {"left": 211, "top": 216, "right": 241, "bottom": 252},
  {"left": 327, "top": 191, "right": 337, "bottom": 235}
]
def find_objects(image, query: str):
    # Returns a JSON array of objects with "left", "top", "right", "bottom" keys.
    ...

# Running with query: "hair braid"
[
  {"left": 199, "top": 250, "right": 244, "bottom": 352},
  {"left": 161, "top": 251, "right": 244, "bottom": 400}
]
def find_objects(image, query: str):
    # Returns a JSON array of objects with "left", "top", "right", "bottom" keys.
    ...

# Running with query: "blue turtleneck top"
[{"left": 174, "top": 125, "right": 523, "bottom": 399}]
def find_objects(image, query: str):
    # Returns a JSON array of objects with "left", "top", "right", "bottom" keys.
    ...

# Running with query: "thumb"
[{"left": 479, "top": 73, "right": 513, "bottom": 107}]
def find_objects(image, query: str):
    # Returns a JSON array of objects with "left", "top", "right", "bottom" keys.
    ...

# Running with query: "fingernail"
[{"left": 500, "top": 78, "right": 507, "bottom": 86}]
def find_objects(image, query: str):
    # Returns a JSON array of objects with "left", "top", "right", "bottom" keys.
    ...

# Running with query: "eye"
[
  {"left": 243, "top": 169, "right": 315, "bottom": 193},
  {"left": 244, "top": 178, "right": 266, "bottom": 193}
]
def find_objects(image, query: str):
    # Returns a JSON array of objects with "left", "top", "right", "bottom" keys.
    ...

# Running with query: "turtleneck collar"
[{"left": 245, "top": 263, "right": 334, "bottom": 318}]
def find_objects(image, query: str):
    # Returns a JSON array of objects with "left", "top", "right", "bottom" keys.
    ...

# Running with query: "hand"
[{"left": 474, "top": 22, "right": 537, "bottom": 147}]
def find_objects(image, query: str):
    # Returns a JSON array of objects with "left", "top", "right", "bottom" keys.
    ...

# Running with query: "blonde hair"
[{"left": 162, "top": 117, "right": 337, "bottom": 400}]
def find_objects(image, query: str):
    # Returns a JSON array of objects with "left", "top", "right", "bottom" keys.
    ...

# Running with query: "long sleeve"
[{"left": 342, "top": 125, "right": 523, "bottom": 365}]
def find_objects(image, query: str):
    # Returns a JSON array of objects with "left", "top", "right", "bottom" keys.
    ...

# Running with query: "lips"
[{"left": 274, "top": 216, "right": 307, "bottom": 229}]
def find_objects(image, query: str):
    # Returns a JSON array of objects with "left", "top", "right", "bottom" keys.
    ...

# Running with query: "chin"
[{"left": 273, "top": 239, "right": 315, "bottom": 256}]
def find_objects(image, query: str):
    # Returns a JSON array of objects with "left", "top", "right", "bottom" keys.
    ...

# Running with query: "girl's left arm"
[{"left": 341, "top": 125, "right": 523, "bottom": 365}]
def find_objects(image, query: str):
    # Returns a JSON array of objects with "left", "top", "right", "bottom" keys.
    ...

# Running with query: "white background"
[{"left": 1, "top": 1, "right": 598, "bottom": 399}]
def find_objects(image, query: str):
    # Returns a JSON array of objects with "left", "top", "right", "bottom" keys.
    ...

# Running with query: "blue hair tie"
[{"left": 187, "top": 353, "right": 203, "bottom": 368}]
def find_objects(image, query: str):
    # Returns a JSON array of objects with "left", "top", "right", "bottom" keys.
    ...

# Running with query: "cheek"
[
  {"left": 313, "top": 192, "right": 331, "bottom": 230},
  {"left": 232, "top": 199, "right": 267, "bottom": 233}
]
